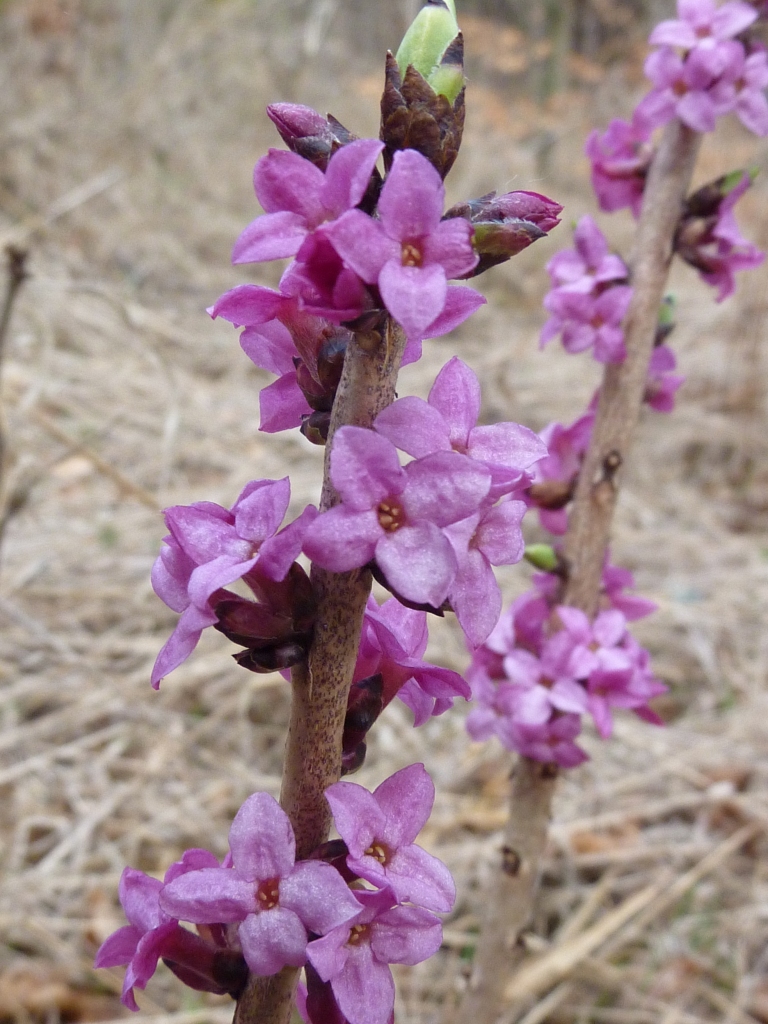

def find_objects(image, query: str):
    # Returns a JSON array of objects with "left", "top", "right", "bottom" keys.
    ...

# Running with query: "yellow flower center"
[
  {"left": 401, "top": 242, "right": 423, "bottom": 267},
  {"left": 255, "top": 878, "right": 280, "bottom": 911},
  {"left": 377, "top": 501, "right": 404, "bottom": 532}
]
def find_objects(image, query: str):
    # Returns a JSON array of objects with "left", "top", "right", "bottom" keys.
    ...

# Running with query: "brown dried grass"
[{"left": 1, "top": 2, "right": 768, "bottom": 1022}]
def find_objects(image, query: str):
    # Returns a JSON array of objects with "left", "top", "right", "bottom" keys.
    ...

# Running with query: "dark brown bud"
[{"left": 380, "top": 49, "right": 465, "bottom": 180}]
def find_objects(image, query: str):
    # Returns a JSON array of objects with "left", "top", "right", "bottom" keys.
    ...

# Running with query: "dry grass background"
[{"left": 1, "top": 1, "right": 768, "bottom": 1022}]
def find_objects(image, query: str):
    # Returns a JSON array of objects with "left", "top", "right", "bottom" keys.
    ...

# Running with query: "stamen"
[{"left": 401, "top": 242, "right": 423, "bottom": 267}]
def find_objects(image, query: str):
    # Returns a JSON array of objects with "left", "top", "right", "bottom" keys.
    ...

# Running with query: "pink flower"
[
  {"left": 326, "top": 764, "right": 455, "bottom": 913},
  {"left": 649, "top": 0, "right": 757, "bottom": 56},
  {"left": 645, "top": 345, "right": 686, "bottom": 412},
  {"left": 585, "top": 117, "right": 655, "bottom": 217},
  {"left": 712, "top": 44, "right": 768, "bottom": 135},
  {"left": 302, "top": 426, "right": 491, "bottom": 607},
  {"left": 355, "top": 596, "right": 470, "bottom": 726},
  {"left": 529, "top": 411, "right": 595, "bottom": 534},
  {"left": 445, "top": 500, "right": 529, "bottom": 647},
  {"left": 210, "top": 284, "right": 349, "bottom": 433},
  {"left": 95, "top": 854, "right": 230, "bottom": 1010},
  {"left": 637, "top": 45, "right": 733, "bottom": 131},
  {"left": 323, "top": 148, "right": 482, "bottom": 337},
  {"left": 601, "top": 561, "right": 658, "bottom": 620},
  {"left": 232, "top": 139, "right": 384, "bottom": 265},
  {"left": 160, "top": 793, "right": 361, "bottom": 977},
  {"left": 545, "top": 216, "right": 628, "bottom": 295},
  {"left": 374, "top": 357, "right": 547, "bottom": 499},
  {"left": 306, "top": 888, "right": 442, "bottom": 1024},
  {"left": 509, "top": 714, "right": 589, "bottom": 768},
  {"left": 675, "top": 172, "right": 764, "bottom": 300},
  {"left": 541, "top": 285, "right": 633, "bottom": 363},
  {"left": 151, "top": 479, "right": 317, "bottom": 686}
]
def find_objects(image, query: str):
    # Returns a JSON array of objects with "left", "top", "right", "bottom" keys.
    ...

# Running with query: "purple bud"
[{"left": 266, "top": 103, "right": 356, "bottom": 170}]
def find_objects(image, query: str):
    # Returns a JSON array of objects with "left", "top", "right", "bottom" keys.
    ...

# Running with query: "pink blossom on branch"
[
  {"left": 232, "top": 139, "right": 384, "bottom": 265},
  {"left": 675, "top": 171, "right": 765, "bottom": 300},
  {"left": 545, "top": 215, "right": 628, "bottom": 294},
  {"left": 150, "top": 479, "right": 317, "bottom": 686},
  {"left": 322, "top": 148, "right": 483, "bottom": 338},
  {"left": 160, "top": 793, "right": 361, "bottom": 977},
  {"left": 306, "top": 888, "right": 443, "bottom": 1024},
  {"left": 649, "top": 0, "right": 757, "bottom": 55},
  {"left": 541, "top": 284, "right": 633, "bottom": 363},
  {"left": 373, "top": 356, "right": 547, "bottom": 499},
  {"left": 302, "top": 425, "right": 491, "bottom": 607},
  {"left": 355, "top": 596, "right": 471, "bottom": 726},
  {"left": 585, "top": 117, "right": 655, "bottom": 217},
  {"left": 326, "top": 763, "right": 455, "bottom": 913},
  {"left": 95, "top": 853, "right": 238, "bottom": 1011}
]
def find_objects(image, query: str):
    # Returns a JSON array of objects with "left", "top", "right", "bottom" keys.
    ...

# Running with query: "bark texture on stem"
[
  {"left": 233, "top": 316, "right": 406, "bottom": 1024},
  {"left": 0, "top": 246, "right": 28, "bottom": 499},
  {"left": 450, "top": 120, "right": 701, "bottom": 1024},
  {"left": 563, "top": 120, "right": 701, "bottom": 611},
  {"left": 450, "top": 759, "right": 558, "bottom": 1024}
]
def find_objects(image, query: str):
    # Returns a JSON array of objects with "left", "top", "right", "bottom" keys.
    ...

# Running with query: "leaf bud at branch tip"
[{"left": 395, "top": 1, "right": 462, "bottom": 101}]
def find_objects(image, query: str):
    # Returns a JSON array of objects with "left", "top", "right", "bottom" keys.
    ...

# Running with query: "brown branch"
[
  {"left": 0, "top": 246, "right": 29, "bottom": 548},
  {"left": 233, "top": 315, "right": 406, "bottom": 1024},
  {"left": 0, "top": 245, "right": 28, "bottom": 477},
  {"left": 450, "top": 119, "right": 702, "bottom": 1024},
  {"left": 563, "top": 119, "right": 702, "bottom": 612}
]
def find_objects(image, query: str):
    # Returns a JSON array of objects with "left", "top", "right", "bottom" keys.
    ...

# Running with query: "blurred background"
[{"left": 1, "top": 1, "right": 768, "bottom": 1022}]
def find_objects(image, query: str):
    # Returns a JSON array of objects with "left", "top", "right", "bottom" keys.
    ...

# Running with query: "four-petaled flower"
[
  {"left": 302, "top": 425, "right": 491, "bottom": 607},
  {"left": 151, "top": 478, "right": 317, "bottom": 686},
  {"left": 160, "top": 793, "right": 361, "bottom": 976},
  {"left": 306, "top": 888, "right": 443, "bottom": 1024},
  {"left": 323, "top": 149, "right": 481, "bottom": 337},
  {"left": 232, "top": 139, "right": 384, "bottom": 265},
  {"left": 326, "top": 763, "right": 456, "bottom": 913}
]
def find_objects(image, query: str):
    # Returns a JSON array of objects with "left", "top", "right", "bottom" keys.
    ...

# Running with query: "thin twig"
[
  {"left": 451, "top": 119, "right": 702, "bottom": 1024},
  {"left": 233, "top": 316, "right": 407, "bottom": 1024},
  {"left": 0, "top": 245, "right": 29, "bottom": 535}
]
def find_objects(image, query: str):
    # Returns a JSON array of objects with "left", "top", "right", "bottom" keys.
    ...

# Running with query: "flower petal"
[
  {"left": 280, "top": 861, "right": 362, "bottom": 935},
  {"left": 238, "top": 906, "right": 308, "bottom": 975},
  {"left": 160, "top": 869, "right": 257, "bottom": 923},
  {"left": 229, "top": 792, "right": 296, "bottom": 881},
  {"left": 379, "top": 261, "right": 447, "bottom": 339},
  {"left": 374, "top": 396, "right": 451, "bottom": 458},
  {"left": 375, "top": 523, "right": 457, "bottom": 607},
  {"left": 330, "top": 426, "right": 404, "bottom": 509}
]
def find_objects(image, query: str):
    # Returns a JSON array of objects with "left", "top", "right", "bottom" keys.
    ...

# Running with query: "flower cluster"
[
  {"left": 96, "top": 765, "right": 452, "bottom": 1024},
  {"left": 303, "top": 359, "right": 547, "bottom": 646},
  {"left": 466, "top": 568, "right": 666, "bottom": 766},
  {"left": 540, "top": 216, "right": 632, "bottom": 364},
  {"left": 637, "top": 0, "right": 768, "bottom": 136}
]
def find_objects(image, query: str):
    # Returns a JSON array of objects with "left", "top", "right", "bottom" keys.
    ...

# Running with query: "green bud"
[
  {"left": 396, "top": 1, "right": 461, "bottom": 97},
  {"left": 658, "top": 294, "right": 675, "bottom": 328},
  {"left": 524, "top": 544, "right": 559, "bottom": 572},
  {"left": 426, "top": 61, "right": 464, "bottom": 104},
  {"left": 722, "top": 166, "right": 759, "bottom": 195}
]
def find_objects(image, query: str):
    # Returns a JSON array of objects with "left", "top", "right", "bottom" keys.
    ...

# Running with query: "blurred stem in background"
[{"left": 0, "top": 244, "right": 28, "bottom": 552}]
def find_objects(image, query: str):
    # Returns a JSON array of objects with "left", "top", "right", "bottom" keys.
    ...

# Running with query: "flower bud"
[
  {"left": 381, "top": 2, "right": 466, "bottom": 179},
  {"left": 524, "top": 544, "right": 559, "bottom": 572},
  {"left": 395, "top": 0, "right": 462, "bottom": 101},
  {"left": 444, "top": 190, "right": 562, "bottom": 275},
  {"left": 682, "top": 167, "right": 758, "bottom": 221},
  {"left": 446, "top": 190, "right": 563, "bottom": 232},
  {"left": 266, "top": 103, "right": 356, "bottom": 171},
  {"left": 655, "top": 294, "right": 676, "bottom": 346}
]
